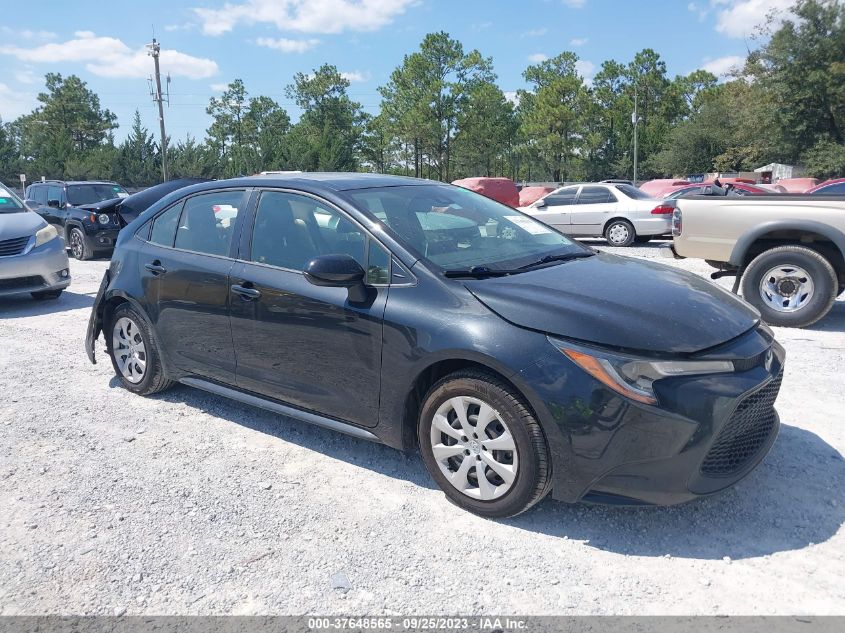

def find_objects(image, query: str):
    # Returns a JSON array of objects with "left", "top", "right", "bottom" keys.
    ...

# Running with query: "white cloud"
[
  {"left": 0, "top": 32, "right": 219, "bottom": 80},
  {"left": 165, "top": 22, "right": 195, "bottom": 32},
  {"left": 562, "top": 0, "right": 586, "bottom": 7},
  {"left": 711, "top": 0, "right": 793, "bottom": 38},
  {"left": 0, "top": 26, "right": 57, "bottom": 40},
  {"left": 569, "top": 37, "right": 588, "bottom": 46},
  {"left": 210, "top": 82, "right": 229, "bottom": 92},
  {"left": 340, "top": 70, "right": 370, "bottom": 83},
  {"left": 575, "top": 59, "right": 595, "bottom": 81},
  {"left": 13, "top": 68, "right": 38, "bottom": 85},
  {"left": 193, "top": 0, "right": 416, "bottom": 36},
  {"left": 255, "top": 37, "right": 320, "bottom": 53},
  {"left": 700, "top": 55, "right": 745, "bottom": 77},
  {"left": 0, "top": 82, "right": 36, "bottom": 120},
  {"left": 527, "top": 53, "right": 548, "bottom": 63},
  {"left": 521, "top": 27, "right": 547, "bottom": 37},
  {"left": 504, "top": 91, "right": 520, "bottom": 106}
]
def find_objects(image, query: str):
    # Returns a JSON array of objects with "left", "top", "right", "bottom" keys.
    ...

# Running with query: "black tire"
[
  {"left": 634, "top": 235, "right": 652, "bottom": 244},
  {"left": 604, "top": 219, "right": 636, "bottom": 247},
  {"left": 418, "top": 370, "right": 552, "bottom": 518},
  {"left": 31, "top": 289, "right": 62, "bottom": 300},
  {"left": 68, "top": 227, "right": 92, "bottom": 260},
  {"left": 741, "top": 246, "right": 837, "bottom": 328},
  {"left": 107, "top": 304, "right": 174, "bottom": 396}
]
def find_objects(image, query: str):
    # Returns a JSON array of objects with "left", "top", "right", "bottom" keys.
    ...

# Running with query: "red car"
[
  {"left": 807, "top": 178, "right": 845, "bottom": 194},
  {"left": 639, "top": 179, "right": 691, "bottom": 197},
  {"left": 451, "top": 177, "right": 520, "bottom": 207}
]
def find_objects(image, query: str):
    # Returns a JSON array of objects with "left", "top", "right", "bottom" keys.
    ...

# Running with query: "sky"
[{"left": 0, "top": 0, "right": 795, "bottom": 143}]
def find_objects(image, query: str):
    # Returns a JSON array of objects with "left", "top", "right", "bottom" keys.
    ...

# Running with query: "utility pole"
[
  {"left": 632, "top": 83, "right": 639, "bottom": 186},
  {"left": 147, "top": 38, "right": 169, "bottom": 182}
]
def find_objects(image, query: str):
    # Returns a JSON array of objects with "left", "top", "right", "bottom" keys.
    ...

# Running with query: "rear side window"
[
  {"left": 577, "top": 186, "right": 615, "bottom": 204},
  {"left": 149, "top": 203, "right": 183, "bottom": 247},
  {"left": 174, "top": 191, "right": 243, "bottom": 257},
  {"left": 47, "top": 185, "right": 63, "bottom": 204},
  {"left": 543, "top": 188, "right": 578, "bottom": 206}
]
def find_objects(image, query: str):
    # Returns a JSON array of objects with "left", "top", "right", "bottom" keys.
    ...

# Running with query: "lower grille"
[
  {"left": 0, "top": 275, "right": 44, "bottom": 291},
  {"left": 0, "top": 236, "right": 31, "bottom": 257},
  {"left": 701, "top": 369, "right": 783, "bottom": 476}
]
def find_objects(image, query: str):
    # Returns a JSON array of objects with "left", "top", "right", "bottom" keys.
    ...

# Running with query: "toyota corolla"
[{"left": 86, "top": 174, "right": 784, "bottom": 517}]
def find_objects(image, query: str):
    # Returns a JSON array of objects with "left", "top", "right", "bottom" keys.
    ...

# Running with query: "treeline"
[{"left": 0, "top": 0, "right": 843, "bottom": 187}]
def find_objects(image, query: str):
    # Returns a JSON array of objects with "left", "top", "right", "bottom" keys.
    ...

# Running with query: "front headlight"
[
  {"left": 548, "top": 337, "right": 734, "bottom": 405},
  {"left": 34, "top": 224, "right": 59, "bottom": 248}
]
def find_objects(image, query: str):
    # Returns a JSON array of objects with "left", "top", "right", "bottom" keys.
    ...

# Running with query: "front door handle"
[
  {"left": 231, "top": 284, "right": 261, "bottom": 300},
  {"left": 144, "top": 261, "right": 167, "bottom": 275}
]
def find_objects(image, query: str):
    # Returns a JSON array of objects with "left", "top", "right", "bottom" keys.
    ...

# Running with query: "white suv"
[{"left": 520, "top": 183, "right": 673, "bottom": 246}]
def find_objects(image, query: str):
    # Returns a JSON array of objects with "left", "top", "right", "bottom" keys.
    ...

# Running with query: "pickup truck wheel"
[
  {"left": 605, "top": 219, "right": 636, "bottom": 247},
  {"left": 741, "top": 246, "right": 837, "bottom": 328}
]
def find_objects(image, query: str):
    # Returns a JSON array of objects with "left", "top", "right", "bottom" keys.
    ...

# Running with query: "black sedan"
[{"left": 86, "top": 173, "right": 784, "bottom": 517}]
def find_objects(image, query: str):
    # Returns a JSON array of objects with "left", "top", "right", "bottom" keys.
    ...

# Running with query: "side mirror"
[
  {"left": 47, "top": 198, "right": 63, "bottom": 209},
  {"left": 304, "top": 254, "right": 368, "bottom": 303},
  {"left": 534, "top": 198, "right": 546, "bottom": 208}
]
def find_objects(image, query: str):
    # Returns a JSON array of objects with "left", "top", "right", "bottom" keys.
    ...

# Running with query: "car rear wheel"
[
  {"left": 604, "top": 219, "right": 636, "bottom": 247},
  {"left": 69, "top": 227, "right": 92, "bottom": 261},
  {"left": 418, "top": 370, "right": 551, "bottom": 518},
  {"left": 741, "top": 246, "right": 837, "bottom": 328},
  {"left": 108, "top": 304, "right": 174, "bottom": 395}
]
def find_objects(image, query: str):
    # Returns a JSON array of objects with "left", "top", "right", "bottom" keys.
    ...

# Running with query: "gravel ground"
[{"left": 0, "top": 240, "right": 843, "bottom": 616}]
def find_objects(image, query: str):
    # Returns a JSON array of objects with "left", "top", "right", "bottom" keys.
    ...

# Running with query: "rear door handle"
[
  {"left": 144, "top": 261, "right": 167, "bottom": 275},
  {"left": 231, "top": 284, "right": 261, "bottom": 300}
]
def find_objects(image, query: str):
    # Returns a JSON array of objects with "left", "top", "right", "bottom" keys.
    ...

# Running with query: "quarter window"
[
  {"left": 174, "top": 191, "right": 243, "bottom": 257},
  {"left": 30, "top": 186, "right": 48, "bottom": 205},
  {"left": 250, "top": 191, "right": 367, "bottom": 272},
  {"left": 47, "top": 185, "right": 63, "bottom": 205}
]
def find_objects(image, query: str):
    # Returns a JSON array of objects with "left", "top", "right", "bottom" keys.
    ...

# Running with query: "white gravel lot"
[{"left": 0, "top": 240, "right": 843, "bottom": 616}]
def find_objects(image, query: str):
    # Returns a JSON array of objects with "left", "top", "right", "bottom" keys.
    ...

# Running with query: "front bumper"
[
  {"left": 85, "top": 227, "right": 120, "bottom": 252},
  {"left": 519, "top": 329, "right": 785, "bottom": 506},
  {"left": 0, "top": 238, "right": 71, "bottom": 296}
]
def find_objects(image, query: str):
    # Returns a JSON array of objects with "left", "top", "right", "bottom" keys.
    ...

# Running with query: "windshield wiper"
[
  {"left": 443, "top": 265, "right": 526, "bottom": 279},
  {"left": 517, "top": 251, "right": 595, "bottom": 270}
]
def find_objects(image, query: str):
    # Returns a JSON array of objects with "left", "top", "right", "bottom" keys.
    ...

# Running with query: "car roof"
[
  {"left": 184, "top": 173, "right": 438, "bottom": 193},
  {"left": 30, "top": 180, "right": 121, "bottom": 186}
]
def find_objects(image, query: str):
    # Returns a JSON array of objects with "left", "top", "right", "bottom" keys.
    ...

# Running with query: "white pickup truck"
[{"left": 661, "top": 195, "right": 845, "bottom": 327}]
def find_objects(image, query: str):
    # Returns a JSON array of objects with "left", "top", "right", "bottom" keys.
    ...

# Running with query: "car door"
[
  {"left": 139, "top": 189, "right": 247, "bottom": 384},
  {"left": 28, "top": 185, "right": 52, "bottom": 226},
  {"left": 229, "top": 189, "right": 390, "bottom": 428},
  {"left": 526, "top": 186, "right": 579, "bottom": 231},
  {"left": 569, "top": 185, "right": 618, "bottom": 235},
  {"left": 44, "top": 184, "right": 68, "bottom": 235}
]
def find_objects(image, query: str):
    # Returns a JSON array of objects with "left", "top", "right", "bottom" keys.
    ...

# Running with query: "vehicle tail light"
[
  {"left": 650, "top": 205, "right": 674, "bottom": 215},
  {"left": 672, "top": 209, "right": 682, "bottom": 236}
]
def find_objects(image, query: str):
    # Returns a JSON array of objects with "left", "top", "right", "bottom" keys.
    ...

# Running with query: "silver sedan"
[{"left": 0, "top": 183, "right": 71, "bottom": 300}]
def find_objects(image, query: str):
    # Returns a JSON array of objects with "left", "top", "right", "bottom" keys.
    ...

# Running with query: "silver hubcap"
[
  {"left": 759, "top": 264, "right": 814, "bottom": 313},
  {"left": 429, "top": 396, "right": 518, "bottom": 501},
  {"left": 112, "top": 317, "right": 147, "bottom": 384},
  {"left": 607, "top": 223, "right": 630, "bottom": 245}
]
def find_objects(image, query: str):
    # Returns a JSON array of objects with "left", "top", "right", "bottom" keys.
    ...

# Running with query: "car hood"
[
  {"left": 464, "top": 252, "right": 759, "bottom": 355},
  {"left": 0, "top": 211, "right": 46, "bottom": 240}
]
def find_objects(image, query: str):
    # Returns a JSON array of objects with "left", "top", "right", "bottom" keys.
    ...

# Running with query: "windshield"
[
  {"left": 67, "top": 183, "right": 128, "bottom": 206},
  {"left": 0, "top": 185, "right": 27, "bottom": 214},
  {"left": 614, "top": 184, "right": 654, "bottom": 200},
  {"left": 346, "top": 184, "right": 586, "bottom": 271}
]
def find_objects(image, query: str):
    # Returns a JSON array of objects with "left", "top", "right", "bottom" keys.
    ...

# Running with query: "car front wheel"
[
  {"left": 108, "top": 304, "right": 174, "bottom": 395},
  {"left": 68, "top": 227, "right": 92, "bottom": 260},
  {"left": 604, "top": 219, "right": 636, "bottom": 247},
  {"left": 741, "top": 246, "right": 837, "bottom": 328},
  {"left": 418, "top": 370, "right": 551, "bottom": 518}
]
